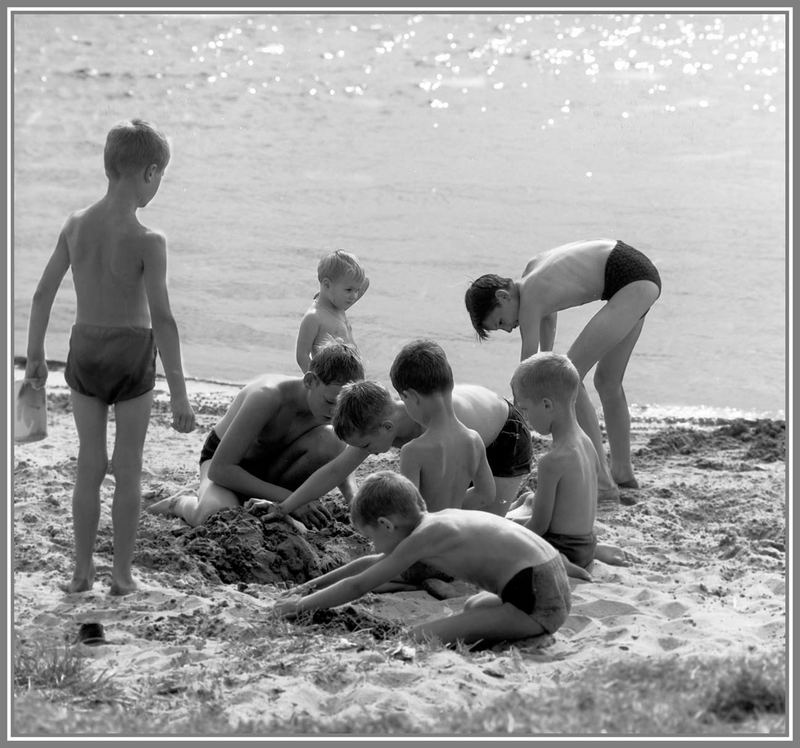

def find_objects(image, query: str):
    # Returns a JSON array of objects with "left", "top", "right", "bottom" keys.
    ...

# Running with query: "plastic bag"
[{"left": 15, "top": 379, "right": 47, "bottom": 443}]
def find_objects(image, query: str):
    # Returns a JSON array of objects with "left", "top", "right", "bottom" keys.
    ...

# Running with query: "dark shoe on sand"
[
  {"left": 76, "top": 622, "right": 107, "bottom": 646},
  {"left": 617, "top": 478, "right": 640, "bottom": 490}
]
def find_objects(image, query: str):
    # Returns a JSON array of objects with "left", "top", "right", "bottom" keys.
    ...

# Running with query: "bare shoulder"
[
  {"left": 537, "top": 447, "right": 571, "bottom": 477},
  {"left": 139, "top": 226, "right": 167, "bottom": 253}
]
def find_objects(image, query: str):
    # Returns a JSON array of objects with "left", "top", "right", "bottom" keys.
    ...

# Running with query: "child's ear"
[
  {"left": 377, "top": 516, "right": 394, "bottom": 532},
  {"left": 321, "top": 277, "right": 332, "bottom": 289},
  {"left": 144, "top": 164, "right": 158, "bottom": 183},
  {"left": 495, "top": 288, "right": 510, "bottom": 302},
  {"left": 303, "top": 371, "right": 319, "bottom": 389},
  {"left": 542, "top": 396, "right": 554, "bottom": 410}
]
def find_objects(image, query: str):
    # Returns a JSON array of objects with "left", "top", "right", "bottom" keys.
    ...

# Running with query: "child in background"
[
  {"left": 465, "top": 238, "right": 661, "bottom": 501},
  {"left": 24, "top": 119, "right": 196, "bottom": 595},
  {"left": 295, "top": 250, "right": 369, "bottom": 373},
  {"left": 274, "top": 470, "right": 572, "bottom": 647},
  {"left": 388, "top": 339, "right": 495, "bottom": 512}
]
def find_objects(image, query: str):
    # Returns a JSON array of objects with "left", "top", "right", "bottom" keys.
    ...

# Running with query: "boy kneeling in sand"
[
  {"left": 507, "top": 351, "right": 626, "bottom": 574},
  {"left": 149, "top": 341, "right": 363, "bottom": 526},
  {"left": 274, "top": 470, "right": 571, "bottom": 646}
]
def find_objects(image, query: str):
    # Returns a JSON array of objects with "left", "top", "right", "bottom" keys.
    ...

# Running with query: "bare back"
[
  {"left": 521, "top": 238, "right": 616, "bottom": 314},
  {"left": 399, "top": 509, "right": 558, "bottom": 594},
  {"left": 400, "top": 421, "right": 486, "bottom": 511},
  {"left": 545, "top": 429, "right": 599, "bottom": 536},
  {"left": 64, "top": 201, "right": 158, "bottom": 327}
]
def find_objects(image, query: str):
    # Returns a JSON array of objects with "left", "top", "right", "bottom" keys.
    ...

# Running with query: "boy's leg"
[
  {"left": 178, "top": 461, "right": 241, "bottom": 526},
  {"left": 108, "top": 391, "right": 154, "bottom": 595},
  {"left": 412, "top": 594, "right": 545, "bottom": 645},
  {"left": 567, "top": 280, "right": 659, "bottom": 497},
  {"left": 68, "top": 391, "right": 110, "bottom": 593},
  {"left": 593, "top": 319, "right": 644, "bottom": 485}
]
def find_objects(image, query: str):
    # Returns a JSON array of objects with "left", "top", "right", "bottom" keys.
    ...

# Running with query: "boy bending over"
[
  {"left": 508, "top": 352, "right": 627, "bottom": 573},
  {"left": 148, "top": 341, "right": 363, "bottom": 526},
  {"left": 24, "top": 119, "right": 196, "bottom": 595},
  {"left": 465, "top": 238, "right": 662, "bottom": 501},
  {"left": 388, "top": 339, "right": 494, "bottom": 512},
  {"left": 274, "top": 470, "right": 571, "bottom": 646}
]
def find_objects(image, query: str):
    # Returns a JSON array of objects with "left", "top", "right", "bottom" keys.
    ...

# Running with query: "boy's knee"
[
  {"left": 111, "top": 453, "right": 144, "bottom": 482},
  {"left": 593, "top": 367, "right": 622, "bottom": 397},
  {"left": 77, "top": 449, "right": 109, "bottom": 478}
]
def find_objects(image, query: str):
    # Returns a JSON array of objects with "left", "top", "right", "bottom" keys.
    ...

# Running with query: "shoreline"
[{"left": 12, "top": 363, "right": 786, "bottom": 426}]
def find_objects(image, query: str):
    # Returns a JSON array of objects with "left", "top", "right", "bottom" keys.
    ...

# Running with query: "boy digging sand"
[
  {"left": 274, "top": 470, "right": 571, "bottom": 646},
  {"left": 148, "top": 341, "right": 363, "bottom": 527},
  {"left": 508, "top": 352, "right": 628, "bottom": 573},
  {"left": 388, "top": 339, "right": 495, "bottom": 512},
  {"left": 295, "top": 250, "right": 369, "bottom": 373},
  {"left": 247, "top": 377, "right": 531, "bottom": 521},
  {"left": 24, "top": 119, "right": 196, "bottom": 595},
  {"left": 465, "top": 238, "right": 661, "bottom": 501}
]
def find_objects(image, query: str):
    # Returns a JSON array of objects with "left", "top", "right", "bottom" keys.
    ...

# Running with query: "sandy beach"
[{"left": 11, "top": 374, "right": 786, "bottom": 738}]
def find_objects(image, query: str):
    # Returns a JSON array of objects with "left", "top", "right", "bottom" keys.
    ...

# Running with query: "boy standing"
[
  {"left": 24, "top": 119, "right": 196, "bottom": 595},
  {"left": 274, "top": 470, "right": 572, "bottom": 646},
  {"left": 148, "top": 341, "right": 364, "bottom": 527},
  {"left": 464, "top": 238, "right": 661, "bottom": 501},
  {"left": 247, "top": 377, "right": 531, "bottom": 521},
  {"left": 388, "top": 339, "right": 495, "bottom": 512},
  {"left": 295, "top": 250, "right": 369, "bottom": 373},
  {"left": 509, "top": 352, "right": 607, "bottom": 574}
]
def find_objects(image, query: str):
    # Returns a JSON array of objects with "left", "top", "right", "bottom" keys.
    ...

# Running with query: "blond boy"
[
  {"left": 274, "top": 471, "right": 571, "bottom": 646},
  {"left": 295, "top": 250, "right": 369, "bottom": 373},
  {"left": 465, "top": 238, "right": 661, "bottom": 500},
  {"left": 24, "top": 119, "right": 196, "bottom": 595}
]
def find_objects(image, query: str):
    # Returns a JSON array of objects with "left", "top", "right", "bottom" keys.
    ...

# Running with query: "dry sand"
[{"left": 11, "top": 374, "right": 787, "bottom": 736}]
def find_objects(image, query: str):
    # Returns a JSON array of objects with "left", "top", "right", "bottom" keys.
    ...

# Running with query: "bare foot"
[
  {"left": 561, "top": 555, "right": 592, "bottom": 581},
  {"left": 109, "top": 578, "right": 139, "bottom": 596},
  {"left": 597, "top": 486, "right": 620, "bottom": 504},
  {"left": 594, "top": 544, "right": 631, "bottom": 566},
  {"left": 62, "top": 562, "right": 95, "bottom": 593},
  {"left": 146, "top": 492, "right": 186, "bottom": 516}
]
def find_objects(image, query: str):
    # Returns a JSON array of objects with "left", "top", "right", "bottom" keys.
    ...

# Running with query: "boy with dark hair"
[
  {"left": 148, "top": 341, "right": 363, "bottom": 526},
  {"left": 465, "top": 238, "right": 661, "bottom": 501}
]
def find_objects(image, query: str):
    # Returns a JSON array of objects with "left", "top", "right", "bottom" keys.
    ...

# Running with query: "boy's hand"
[
  {"left": 244, "top": 498, "right": 274, "bottom": 516},
  {"left": 273, "top": 596, "right": 302, "bottom": 619},
  {"left": 170, "top": 395, "right": 196, "bottom": 433},
  {"left": 24, "top": 358, "right": 48, "bottom": 389},
  {"left": 292, "top": 502, "right": 332, "bottom": 529}
]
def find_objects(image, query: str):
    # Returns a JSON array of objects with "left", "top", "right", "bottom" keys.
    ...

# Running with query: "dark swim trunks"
[
  {"left": 65, "top": 324, "right": 156, "bottom": 405},
  {"left": 500, "top": 556, "right": 571, "bottom": 633},
  {"left": 484, "top": 400, "right": 532, "bottom": 478},
  {"left": 601, "top": 240, "right": 662, "bottom": 302},
  {"left": 543, "top": 529, "right": 597, "bottom": 569},
  {"left": 199, "top": 429, "right": 221, "bottom": 466}
]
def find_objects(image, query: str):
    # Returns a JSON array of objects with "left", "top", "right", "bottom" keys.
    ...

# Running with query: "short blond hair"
[
  {"left": 317, "top": 250, "right": 366, "bottom": 284},
  {"left": 511, "top": 352, "right": 580, "bottom": 405},
  {"left": 333, "top": 380, "right": 394, "bottom": 441}
]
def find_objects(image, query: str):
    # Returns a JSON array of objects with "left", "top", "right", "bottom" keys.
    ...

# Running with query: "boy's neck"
[
  {"left": 103, "top": 179, "right": 142, "bottom": 216},
  {"left": 413, "top": 392, "right": 457, "bottom": 429},
  {"left": 548, "top": 406, "right": 582, "bottom": 445},
  {"left": 315, "top": 292, "right": 345, "bottom": 315},
  {"left": 390, "top": 400, "right": 424, "bottom": 443}
]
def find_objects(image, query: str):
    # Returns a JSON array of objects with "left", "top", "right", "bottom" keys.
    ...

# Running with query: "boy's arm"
[
  {"left": 25, "top": 229, "right": 71, "bottom": 385},
  {"left": 287, "top": 553, "right": 384, "bottom": 597},
  {"left": 463, "top": 438, "right": 496, "bottom": 510},
  {"left": 295, "top": 313, "right": 320, "bottom": 373},
  {"left": 538, "top": 312, "right": 557, "bottom": 352},
  {"left": 518, "top": 299, "right": 544, "bottom": 360},
  {"left": 254, "top": 445, "right": 368, "bottom": 516},
  {"left": 141, "top": 233, "right": 195, "bottom": 433},
  {"left": 524, "top": 453, "right": 561, "bottom": 536},
  {"left": 282, "top": 534, "right": 428, "bottom": 615},
  {"left": 207, "top": 389, "right": 293, "bottom": 502}
]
